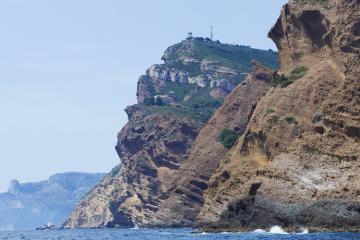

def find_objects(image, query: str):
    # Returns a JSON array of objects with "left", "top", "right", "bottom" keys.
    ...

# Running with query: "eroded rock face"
[
  {"left": 199, "top": 0, "right": 360, "bottom": 232},
  {"left": 63, "top": 39, "right": 278, "bottom": 228},
  {"left": 63, "top": 97, "right": 204, "bottom": 229},
  {"left": 137, "top": 39, "right": 278, "bottom": 103},
  {"left": 147, "top": 62, "right": 274, "bottom": 227}
]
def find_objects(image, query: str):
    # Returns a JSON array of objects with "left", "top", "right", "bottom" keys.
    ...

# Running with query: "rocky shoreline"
[{"left": 200, "top": 226, "right": 360, "bottom": 234}]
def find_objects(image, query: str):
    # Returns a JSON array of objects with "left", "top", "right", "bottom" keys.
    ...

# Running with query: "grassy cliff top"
[
  {"left": 137, "top": 38, "right": 279, "bottom": 123},
  {"left": 162, "top": 38, "right": 279, "bottom": 71}
]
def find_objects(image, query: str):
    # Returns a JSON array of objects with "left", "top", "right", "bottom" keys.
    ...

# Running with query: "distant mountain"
[{"left": 0, "top": 172, "right": 105, "bottom": 230}]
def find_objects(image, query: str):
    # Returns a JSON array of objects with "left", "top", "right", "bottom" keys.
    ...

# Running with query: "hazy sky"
[{"left": 0, "top": 0, "right": 287, "bottom": 192}]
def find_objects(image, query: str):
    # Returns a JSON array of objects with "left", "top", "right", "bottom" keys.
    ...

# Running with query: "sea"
[{"left": 1, "top": 227, "right": 360, "bottom": 240}]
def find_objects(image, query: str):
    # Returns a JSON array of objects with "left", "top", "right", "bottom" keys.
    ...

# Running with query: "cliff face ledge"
[
  {"left": 199, "top": 0, "right": 360, "bottom": 232},
  {"left": 63, "top": 39, "right": 279, "bottom": 228},
  {"left": 147, "top": 62, "right": 275, "bottom": 227}
]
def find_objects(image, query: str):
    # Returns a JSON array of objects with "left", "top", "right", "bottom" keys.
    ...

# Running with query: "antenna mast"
[{"left": 210, "top": 25, "right": 213, "bottom": 40}]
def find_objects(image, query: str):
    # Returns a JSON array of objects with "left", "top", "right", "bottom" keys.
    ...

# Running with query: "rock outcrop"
[
  {"left": 63, "top": 38, "right": 278, "bottom": 228},
  {"left": 199, "top": 0, "right": 360, "bottom": 232},
  {"left": 147, "top": 62, "right": 274, "bottom": 227}
]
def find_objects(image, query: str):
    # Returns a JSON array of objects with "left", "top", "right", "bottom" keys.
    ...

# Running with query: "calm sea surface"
[{"left": 1, "top": 228, "right": 360, "bottom": 240}]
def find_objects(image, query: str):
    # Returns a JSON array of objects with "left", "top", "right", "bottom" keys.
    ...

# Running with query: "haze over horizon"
[{"left": 0, "top": 0, "right": 287, "bottom": 192}]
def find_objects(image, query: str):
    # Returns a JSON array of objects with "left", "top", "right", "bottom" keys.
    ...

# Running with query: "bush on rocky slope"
[
  {"left": 218, "top": 128, "right": 240, "bottom": 149},
  {"left": 272, "top": 66, "right": 308, "bottom": 88}
]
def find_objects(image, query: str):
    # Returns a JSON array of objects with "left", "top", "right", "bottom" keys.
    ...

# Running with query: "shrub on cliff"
[
  {"left": 298, "top": 0, "right": 329, "bottom": 7},
  {"left": 272, "top": 66, "right": 308, "bottom": 88},
  {"left": 312, "top": 112, "right": 326, "bottom": 123},
  {"left": 189, "top": 99, "right": 222, "bottom": 109},
  {"left": 144, "top": 96, "right": 165, "bottom": 106},
  {"left": 285, "top": 116, "right": 298, "bottom": 124},
  {"left": 266, "top": 108, "right": 275, "bottom": 114},
  {"left": 218, "top": 128, "right": 239, "bottom": 149},
  {"left": 272, "top": 74, "right": 292, "bottom": 88},
  {"left": 288, "top": 66, "right": 308, "bottom": 81},
  {"left": 110, "top": 165, "right": 120, "bottom": 177},
  {"left": 154, "top": 97, "right": 165, "bottom": 106},
  {"left": 144, "top": 97, "right": 155, "bottom": 106}
]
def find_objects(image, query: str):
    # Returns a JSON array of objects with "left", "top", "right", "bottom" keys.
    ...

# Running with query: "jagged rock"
[
  {"left": 36, "top": 223, "right": 57, "bottom": 231},
  {"left": 147, "top": 62, "right": 274, "bottom": 227},
  {"left": 199, "top": 0, "right": 360, "bottom": 232}
]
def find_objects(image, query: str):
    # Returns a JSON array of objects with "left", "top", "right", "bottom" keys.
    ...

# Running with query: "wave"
[
  {"left": 130, "top": 225, "right": 140, "bottom": 230},
  {"left": 253, "top": 229, "right": 267, "bottom": 233},
  {"left": 253, "top": 226, "right": 309, "bottom": 235},
  {"left": 298, "top": 228, "right": 309, "bottom": 234},
  {"left": 269, "top": 226, "right": 288, "bottom": 234}
]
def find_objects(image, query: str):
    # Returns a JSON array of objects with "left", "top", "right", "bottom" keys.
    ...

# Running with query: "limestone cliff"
[
  {"left": 199, "top": 0, "right": 360, "bottom": 232},
  {"left": 63, "top": 38, "right": 278, "bottom": 228}
]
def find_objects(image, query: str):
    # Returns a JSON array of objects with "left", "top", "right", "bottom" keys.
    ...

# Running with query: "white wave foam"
[
  {"left": 253, "top": 229, "right": 267, "bottom": 233},
  {"left": 298, "top": 228, "right": 309, "bottom": 234},
  {"left": 269, "top": 226, "right": 288, "bottom": 234}
]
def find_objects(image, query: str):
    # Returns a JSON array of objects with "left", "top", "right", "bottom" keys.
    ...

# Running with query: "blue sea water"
[
  {"left": 1, "top": 228, "right": 360, "bottom": 240},
  {"left": 0, "top": 229, "right": 360, "bottom": 240}
]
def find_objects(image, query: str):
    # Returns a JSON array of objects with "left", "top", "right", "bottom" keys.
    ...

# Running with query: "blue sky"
[{"left": 0, "top": 0, "right": 287, "bottom": 192}]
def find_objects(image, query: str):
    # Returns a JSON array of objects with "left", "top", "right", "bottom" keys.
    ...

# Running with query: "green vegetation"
[
  {"left": 165, "top": 39, "right": 279, "bottom": 71},
  {"left": 320, "top": 0, "right": 329, "bottom": 6},
  {"left": 285, "top": 116, "right": 298, "bottom": 125},
  {"left": 272, "top": 74, "right": 293, "bottom": 88},
  {"left": 158, "top": 81, "right": 194, "bottom": 101},
  {"left": 287, "top": 66, "right": 308, "bottom": 81},
  {"left": 266, "top": 108, "right": 275, "bottom": 114},
  {"left": 110, "top": 165, "right": 120, "bottom": 177},
  {"left": 154, "top": 97, "right": 165, "bottom": 106},
  {"left": 312, "top": 112, "right": 326, "bottom": 123},
  {"left": 188, "top": 98, "right": 222, "bottom": 109},
  {"left": 223, "top": 152, "right": 232, "bottom": 164},
  {"left": 143, "top": 96, "right": 166, "bottom": 106},
  {"left": 144, "top": 97, "right": 155, "bottom": 106},
  {"left": 158, "top": 81, "right": 221, "bottom": 109},
  {"left": 298, "top": 0, "right": 329, "bottom": 7},
  {"left": 141, "top": 39, "right": 280, "bottom": 125},
  {"left": 218, "top": 128, "right": 240, "bottom": 149},
  {"left": 272, "top": 66, "right": 308, "bottom": 88},
  {"left": 322, "top": 31, "right": 333, "bottom": 47},
  {"left": 229, "top": 73, "right": 247, "bottom": 86},
  {"left": 143, "top": 82, "right": 223, "bottom": 123},
  {"left": 183, "top": 85, "right": 221, "bottom": 107},
  {"left": 323, "top": 31, "right": 331, "bottom": 42},
  {"left": 191, "top": 40, "right": 279, "bottom": 71},
  {"left": 141, "top": 105, "right": 215, "bottom": 123}
]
